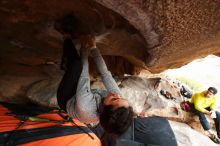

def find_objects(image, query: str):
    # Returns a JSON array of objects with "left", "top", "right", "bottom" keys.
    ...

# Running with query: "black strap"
[
  {"left": 132, "top": 118, "right": 135, "bottom": 140},
  {"left": 0, "top": 125, "right": 92, "bottom": 146},
  {"left": 95, "top": 96, "right": 101, "bottom": 113},
  {"left": 0, "top": 102, "right": 53, "bottom": 117}
]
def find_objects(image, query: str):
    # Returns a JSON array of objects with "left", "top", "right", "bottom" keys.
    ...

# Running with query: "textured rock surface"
[
  {"left": 95, "top": 0, "right": 220, "bottom": 72},
  {"left": 169, "top": 121, "right": 217, "bottom": 146},
  {"left": 0, "top": 0, "right": 220, "bottom": 76}
]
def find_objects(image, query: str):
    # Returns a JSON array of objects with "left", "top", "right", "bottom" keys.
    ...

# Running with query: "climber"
[
  {"left": 57, "top": 34, "right": 134, "bottom": 136},
  {"left": 190, "top": 87, "right": 220, "bottom": 144}
]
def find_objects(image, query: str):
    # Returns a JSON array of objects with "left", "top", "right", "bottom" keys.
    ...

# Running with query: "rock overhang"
[{"left": 0, "top": 0, "right": 220, "bottom": 76}]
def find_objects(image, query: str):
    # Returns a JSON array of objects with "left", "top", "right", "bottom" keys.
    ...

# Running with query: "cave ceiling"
[{"left": 0, "top": 0, "right": 220, "bottom": 75}]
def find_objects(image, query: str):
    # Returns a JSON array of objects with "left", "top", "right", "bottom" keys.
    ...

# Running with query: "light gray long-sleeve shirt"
[{"left": 66, "top": 48, "right": 122, "bottom": 124}]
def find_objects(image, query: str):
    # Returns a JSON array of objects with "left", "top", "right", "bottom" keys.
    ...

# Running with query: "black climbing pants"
[{"left": 57, "top": 38, "right": 82, "bottom": 111}]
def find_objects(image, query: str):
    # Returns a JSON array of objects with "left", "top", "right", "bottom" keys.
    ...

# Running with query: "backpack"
[
  {"left": 0, "top": 102, "right": 101, "bottom": 146},
  {"left": 180, "top": 85, "right": 192, "bottom": 99},
  {"left": 180, "top": 101, "right": 193, "bottom": 112}
]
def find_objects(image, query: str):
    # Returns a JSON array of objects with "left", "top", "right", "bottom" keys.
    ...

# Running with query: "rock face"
[
  {"left": 169, "top": 121, "right": 217, "bottom": 146},
  {"left": 0, "top": 0, "right": 220, "bottom": 76},
  {"left": 95, "top": 0, "right": 220, "bottom": 72},
  {"left": 0, "top": 0, "right": 220, "bottom": 102}
]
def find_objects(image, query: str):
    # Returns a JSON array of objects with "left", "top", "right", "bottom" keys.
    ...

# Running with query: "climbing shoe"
[{"left": 209, "top": 134, "right": 220, "bottom": 144}]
